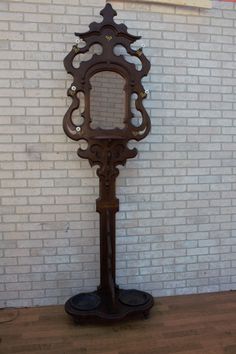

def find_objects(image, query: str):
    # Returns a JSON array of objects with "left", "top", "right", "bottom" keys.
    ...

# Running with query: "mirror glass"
[{"left": 90, "top": 71, "right": 125, "bottom": 129}]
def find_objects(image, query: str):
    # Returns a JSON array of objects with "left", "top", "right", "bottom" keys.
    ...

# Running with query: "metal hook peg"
[
  {"left": 145, "top": 89, "right": 149, "bottom": 95},
  {"left": 71, "top": 86, "right": 77, "bottom": 91},
  {"left": 73, "top": 45, "right": 80, "bottom": 53},
  {"left": 75, "top": 38, "right": 81, "bottom": 44},
  {"left": 141, "top": 43, "right": 145, "bottom": 48},
  {"left": 76, "top": 126, "right": 81, "bottom": 132},
  {"left": 136, "top": 47, "right": 143, "bottom": 57}
]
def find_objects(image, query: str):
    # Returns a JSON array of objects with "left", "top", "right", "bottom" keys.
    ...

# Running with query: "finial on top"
[{"left": 100, "top": 3, "right": 117, "bottom": 20}]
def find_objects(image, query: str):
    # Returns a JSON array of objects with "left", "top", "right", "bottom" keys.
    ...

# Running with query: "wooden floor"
[{"left": 0, "top": 291, "right": 236, "bottom": 354}]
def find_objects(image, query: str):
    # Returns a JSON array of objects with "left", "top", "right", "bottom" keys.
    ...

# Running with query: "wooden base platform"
[
  {"left": 65, "top": 288, "right": 154, "bottom": 323},
  {"left": 1, "top": 291, "right": 236, "bottom": 354}
]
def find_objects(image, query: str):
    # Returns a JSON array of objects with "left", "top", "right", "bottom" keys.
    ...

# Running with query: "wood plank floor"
[{"left": 0, "top": 291, "right": 236, "bottom": 354}]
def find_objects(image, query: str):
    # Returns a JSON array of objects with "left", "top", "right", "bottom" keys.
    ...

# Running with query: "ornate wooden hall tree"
[{"left": 63, "top": 3, "right": 154, "bottom": 322}]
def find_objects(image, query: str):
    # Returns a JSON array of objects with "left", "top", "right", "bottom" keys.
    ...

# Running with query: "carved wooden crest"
[{"left": 63, "top": 3, "right": 151, "bottom": 177}]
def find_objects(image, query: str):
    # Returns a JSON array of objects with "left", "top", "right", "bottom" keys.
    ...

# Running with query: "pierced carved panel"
[{"left": 63, "top": 3, "right": 151, "bottom": 172}]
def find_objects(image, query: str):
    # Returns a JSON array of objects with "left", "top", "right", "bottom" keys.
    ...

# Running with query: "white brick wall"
[{"left": 1, "top": 0, "right": 236, "bottom": 307}]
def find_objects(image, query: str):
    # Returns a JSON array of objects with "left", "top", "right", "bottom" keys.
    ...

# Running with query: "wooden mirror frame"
[{"left": 63, "top": 3, "right": 154, "bottom": 323}]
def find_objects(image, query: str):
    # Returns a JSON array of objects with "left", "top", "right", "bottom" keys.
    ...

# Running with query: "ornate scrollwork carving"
[
  {"left": 78, "top": 139, "right": 137, "bottom": 181},
  {"left": 63, "top": 2, "right": 151, "bottom": 173}
]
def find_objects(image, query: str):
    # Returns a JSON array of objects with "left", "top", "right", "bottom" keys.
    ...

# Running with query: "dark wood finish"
[
  {"left": 63, "top": 3, "right": 153, "bottom": 322},
  {"left": 1, "top": 292, "right": 236, "bottom": 353}
]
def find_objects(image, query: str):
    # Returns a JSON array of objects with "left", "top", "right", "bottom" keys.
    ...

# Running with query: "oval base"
[{"left": 65, "top": 288, "right": 154, "bottom": 323}]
